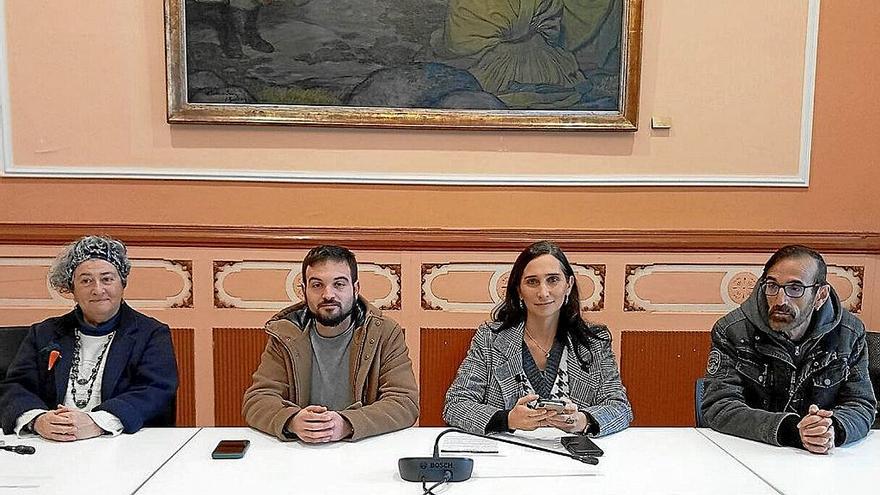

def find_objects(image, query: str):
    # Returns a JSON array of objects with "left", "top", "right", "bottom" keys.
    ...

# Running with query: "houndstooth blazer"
[{"left": 443, "top": 321, "right": 632, "bottom": 436}]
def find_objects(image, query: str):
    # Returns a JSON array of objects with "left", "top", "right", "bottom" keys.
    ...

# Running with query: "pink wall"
[{"left": 1, "top": 1, "right": 877, "bottom": 234}]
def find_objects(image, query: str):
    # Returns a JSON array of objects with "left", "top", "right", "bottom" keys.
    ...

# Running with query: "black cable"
[
  {"left": 421, "top": 471, "right": 451, "bottom": 494},
  {"left": 433, "top": 428, "right": 598, "bottom": 465}
]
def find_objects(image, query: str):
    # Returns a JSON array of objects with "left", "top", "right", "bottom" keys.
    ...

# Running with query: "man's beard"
[
  {"left": 768, "top": 304, "right": 810, "bottom": 336},
  {"left": 313, "top": 302, "right": 354, "bottom": 327}
]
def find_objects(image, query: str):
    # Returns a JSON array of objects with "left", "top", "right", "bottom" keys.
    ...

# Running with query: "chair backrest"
[
  {"left": 145, "top": 395, "right": 177, "bottom": 428},
  {"left": 0, "top": 326, "right": 29, "bottom": 380},
  {"left": 695, "top": 377, "right": 707, "bottom": 428},
  {"left": 866, "top": 331, "right": 880, "bottom": 429}
]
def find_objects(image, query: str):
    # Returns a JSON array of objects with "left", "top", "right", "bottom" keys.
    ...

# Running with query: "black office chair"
[
  {"left": 695, "top": 377, "right": 707, "bottom": 428},
  {"left": 866, "top": 331, "right": 880, "bottom": 429},
  {"left": 0, "top": 326, "right": 29, "bottom": 380}
]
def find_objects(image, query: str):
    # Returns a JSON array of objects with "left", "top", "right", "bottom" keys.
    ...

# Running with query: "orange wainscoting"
[
  {"left": 419, "top": 328, "right": 476, "bottom": 426},
  {"left": 169, "top": 328, "right": 196, "bottom": 426},
  {"left": 620, "top": 330, "right": 712, "bottom": 427},
  {"left": 213, "top": 328, "right": 267, "bottom": 426}
]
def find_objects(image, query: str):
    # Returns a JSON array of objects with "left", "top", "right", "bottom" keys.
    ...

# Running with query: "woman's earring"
[
  {"left": 564, "top": 293, "right": 569, "bottom": 305},
  {"left": 519, "top": 299, "right": 525, "bottom": 309}
]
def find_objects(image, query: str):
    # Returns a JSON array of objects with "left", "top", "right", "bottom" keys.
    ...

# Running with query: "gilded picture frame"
[{"left": 165, "top": 0, "right": 643, "bottom": 130}]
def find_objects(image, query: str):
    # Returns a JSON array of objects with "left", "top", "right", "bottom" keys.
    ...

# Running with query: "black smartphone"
[
  {"left": 211, "top": 440, "right": 251, "bottom": 459},
  {"left": 561, "top": 435, "right": 603, "bottom": 457}
]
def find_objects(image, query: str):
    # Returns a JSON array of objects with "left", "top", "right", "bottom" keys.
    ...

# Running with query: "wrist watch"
[{"left": 578, "top": 409, "right": 595, "bottom": 435}]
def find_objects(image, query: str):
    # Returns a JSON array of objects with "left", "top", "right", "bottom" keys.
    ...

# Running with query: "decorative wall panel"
[
  {"left": 213, "top": 328, "right": 268, "bottom": 426},
  {"left": 624, "top": 264, "right": 863, "bottom": 313},
  {"left": 0, "top": 234, "right": 876, "bottom": 427},
  {"left": 620, "top": 330, "right": 711, "bottom": 426},
  {"left": 422, "top": 263, "right": 604, "bottom": 312},
  {"left": 0, "top": 257, "right": 193, "bottom": 309},
  {"left": 170, "top": 328, "right": 196, "bottom": 426},
  {"left": 419, "top": 328, "right": 476, "bottom": 427},
  {"left": 214, "top": 261, "right": 401, "bottom": 310}
]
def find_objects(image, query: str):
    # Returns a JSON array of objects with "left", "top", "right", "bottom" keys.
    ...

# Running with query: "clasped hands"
[
  {"left": 33, "top": 406, "right": 104, "bottom": 441},
  {"left": 798, "top": 404, "right": 835, "bottom": 454},
  {"left": 507, "top": 394, "right": 586, "bottom": 433},
  {"left": 287, "top": 405, "right": 353, "bottom": 443}
]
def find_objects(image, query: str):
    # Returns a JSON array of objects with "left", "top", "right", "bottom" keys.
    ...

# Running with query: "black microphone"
[
  {"left": 398, "top": 428, "right": 598, "bottom": 483},
  {"left": 1, "top": 445, "right": 36, "bottom": 455},
  {"left": 433, "top": 428, "right": 599, "bottom": 465}
]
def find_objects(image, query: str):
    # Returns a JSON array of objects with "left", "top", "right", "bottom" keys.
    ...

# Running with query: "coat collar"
[
  {"left": 265, "top": 297, "right": 375, "bottom": 341},
  {"left": 490, "top": 321, "right": 525, "bottom": 361}
]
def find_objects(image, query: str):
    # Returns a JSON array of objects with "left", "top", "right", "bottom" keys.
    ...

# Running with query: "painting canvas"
[{"left": 165, "top": 0, "right": 642, "bottom": 129}]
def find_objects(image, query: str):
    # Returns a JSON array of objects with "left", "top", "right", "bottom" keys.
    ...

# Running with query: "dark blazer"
[{"left": 0, "top": 303, "right": 178, "bottom": 434}]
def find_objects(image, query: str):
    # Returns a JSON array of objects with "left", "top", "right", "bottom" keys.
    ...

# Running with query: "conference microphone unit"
[
  {"left": 398, "top": 428, "right": 598, "bottom": 483},
  {"left": 397, "top": 455, "right": 474, "bottom": 483}
]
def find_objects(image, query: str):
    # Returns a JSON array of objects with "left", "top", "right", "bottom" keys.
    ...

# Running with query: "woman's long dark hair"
[{"left": 491, "top": 241, "right": 605, "bottom": 348}]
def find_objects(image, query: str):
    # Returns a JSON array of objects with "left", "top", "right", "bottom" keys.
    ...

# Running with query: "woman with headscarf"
[
  {"left": 443, "top": 240, "right": 631, "bottom": 436},
  {"left": 0, "top": 235, "right": 178, "bottom": 439}
]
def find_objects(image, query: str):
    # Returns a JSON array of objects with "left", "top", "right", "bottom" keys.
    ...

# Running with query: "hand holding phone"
[{"left": 212, "top": 440, "right": 250, "bottom": 459}]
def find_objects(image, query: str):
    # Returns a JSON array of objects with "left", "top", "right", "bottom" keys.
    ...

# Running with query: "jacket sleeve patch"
[{"left": 707, "top": 349, "right": 722, "bottom": 376}]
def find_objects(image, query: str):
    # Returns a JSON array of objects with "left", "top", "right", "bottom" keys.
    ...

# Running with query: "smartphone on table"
[
  {"left": 561, "top": 435, "right": 604, "bottom": 457},
  {"left": 211, "top": 440, "right": 251, "bottom": 459}
]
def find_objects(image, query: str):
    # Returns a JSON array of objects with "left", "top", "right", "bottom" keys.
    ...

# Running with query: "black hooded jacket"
[{"left": 701, "top": 284, "right": 876, "bottom": 447}]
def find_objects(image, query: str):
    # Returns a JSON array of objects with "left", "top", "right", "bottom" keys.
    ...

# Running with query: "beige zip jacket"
[{"left": 242, "top": 298, "right": 419, "bottom": 441}]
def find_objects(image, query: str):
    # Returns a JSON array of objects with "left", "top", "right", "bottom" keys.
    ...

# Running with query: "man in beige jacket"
[{"left": 243, "top": 245, "right": 418, "bottom": 442}]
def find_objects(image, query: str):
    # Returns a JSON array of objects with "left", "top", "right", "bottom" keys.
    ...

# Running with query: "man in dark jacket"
[{"left": 702, "top": 245, "right": 876, "bottom": 453}]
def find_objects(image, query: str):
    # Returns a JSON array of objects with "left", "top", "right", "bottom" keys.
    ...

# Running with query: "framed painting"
[{"left": 164, "top": 0, "right": 643, "bottom": 130}]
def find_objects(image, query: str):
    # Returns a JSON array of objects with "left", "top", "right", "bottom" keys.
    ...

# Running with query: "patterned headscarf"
[{"left": 48, "top": 235, "right": 131, "bottom": 291}]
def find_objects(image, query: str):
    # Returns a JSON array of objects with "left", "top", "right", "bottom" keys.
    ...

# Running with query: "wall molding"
[{"left": 1, "top": 223, "right": 878, "bottom": 253}]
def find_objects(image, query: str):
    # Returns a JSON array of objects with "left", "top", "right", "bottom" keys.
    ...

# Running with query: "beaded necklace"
[{"left": 69, "top": 331, "right": 114, "bottom": 409}]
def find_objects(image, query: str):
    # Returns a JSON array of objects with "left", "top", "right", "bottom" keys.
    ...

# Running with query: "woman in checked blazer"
[{"left": 443, "top": 241, "right": 632, "bottom": 436}]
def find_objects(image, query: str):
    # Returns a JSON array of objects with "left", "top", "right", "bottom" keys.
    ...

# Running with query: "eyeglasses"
[{"left": 761, "top": 281, "right": 823, "bottom": 298}]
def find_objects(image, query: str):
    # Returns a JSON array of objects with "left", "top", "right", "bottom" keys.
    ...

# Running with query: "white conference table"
[
  {"left": 0, "top": 427, "right": 199, "bottom": 493},
  {"left": 699, "top": 429, "right": 879, "bottom": 495},
  {"left": 136, "top": 427, "right": 776, "bottom": 495},
  {"left": 4, "top": 427, "right": 877, "bottom": 494}
]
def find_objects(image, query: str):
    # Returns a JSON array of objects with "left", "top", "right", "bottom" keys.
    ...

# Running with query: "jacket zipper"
[{"left": 352, "top": 314, "right": 373, "bottom": 404}]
